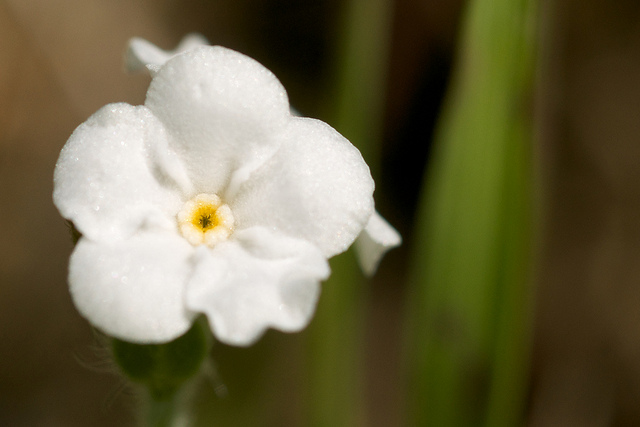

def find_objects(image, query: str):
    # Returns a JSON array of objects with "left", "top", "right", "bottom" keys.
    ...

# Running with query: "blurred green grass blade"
[
  {"left": 306, "top": 251, "right": 366, "bottom": 427},
  {"left": 331, "top": 0, "right": 393, "bottom": 173},
  {"left": 406, "top": 0, "right": 537, "bottom": 425},
  {"left": 305, "top": 0, "right": 392, "bottom": 425}
]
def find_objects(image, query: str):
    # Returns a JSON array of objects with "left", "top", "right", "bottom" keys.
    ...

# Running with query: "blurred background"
[{"left": 1, "top": 0, "right": 640, "bottom": 426}]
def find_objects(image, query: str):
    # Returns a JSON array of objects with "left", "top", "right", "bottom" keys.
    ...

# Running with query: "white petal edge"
[
  {"left": 69, "top": 232, "right": 196, "bottom": 343},
  {"left": 186, "top": 227, "right": 330, "bottom": 346},
  {"left": 145, "top": 46, "right": 291, "bottom": 195},
  {"left": 354, "top": 210, "right": 402, "bottom": 276},
  {"left": 230, "top": 117, "right": 375, "bottom": 258},
  {"left": 53, "top": 103, "right": 184, "bottom": 243},
  {"left": 126, "top": 33, "right": 209, "bottom": 75}
]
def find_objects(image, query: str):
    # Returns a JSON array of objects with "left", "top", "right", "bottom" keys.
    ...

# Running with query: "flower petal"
[
  {"left": 145, "top": 46, "right": 291, "bottom": 194},
  {"left": 230, "top": 117, "right": 375, "bottom": 257},
  {"left": 53, "top": 103, "right": 186, "bottom": 243},
  {"left": 354, "top": 210, "right": 402, "bottom": 275},
  {"left": 186, "top": 227, "right": 330, "bottom": 346},
  {"left": 69, "top": 233, "right": 196, "bottom": 343},
  {"left": 126, "top": 33, "right": 209, "bottom": 75}
]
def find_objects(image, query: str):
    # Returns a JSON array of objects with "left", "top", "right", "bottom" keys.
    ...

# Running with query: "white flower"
[
  {"left": 125, "top": 33, "right": 209, "bottom": 75},
  {"left": 54, "top": 36, "right": 400, "bottom": 346}
]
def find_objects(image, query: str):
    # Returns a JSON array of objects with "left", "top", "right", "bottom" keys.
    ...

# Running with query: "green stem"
[
  {"left": 306, "top": 251, "right": 365, "bottom": 427},
  {"left": 146, "top": 394, "right": 179, "bottom": 427},
  {"left": 331, "top": 0, "right": 393, "bottom": 172},
  {"left": 305, "top": 0, "right": 393, "bottom": 425},
  {"left": 405, "top": 0, "right": 537, "bottom": 424},
  {"left": 111, "top": 320, "right": 210, "bottom": 427},
  {"left": 145, "top": 382, "right": 199, "bottom": 427}
]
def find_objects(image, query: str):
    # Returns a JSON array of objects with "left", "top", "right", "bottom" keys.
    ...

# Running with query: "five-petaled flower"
[{"left": 53, "top": 36, "right": 400, "bottom": 346}]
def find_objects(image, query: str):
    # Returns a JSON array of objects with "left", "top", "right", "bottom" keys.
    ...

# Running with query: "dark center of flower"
[
  {"left": 199, "top": 213, "right": 214, "bottom": 230},
  {"left": 177, "top": 193, "right": 234, "bottom": 247},
  {"left": 192, "top": 205, "right": 217, "bottom": 231}
]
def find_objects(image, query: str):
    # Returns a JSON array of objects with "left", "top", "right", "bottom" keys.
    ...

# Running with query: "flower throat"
[{"left": 177, "top": 193, "right": 234, "bottom": 247}]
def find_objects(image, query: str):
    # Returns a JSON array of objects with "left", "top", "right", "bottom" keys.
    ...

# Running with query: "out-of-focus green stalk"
[
  {"left": 306, "top": 252, "right": 366, "bottom": 427},
  {"left": 330, "top": 0, "right": 393, "bottom": 175},
  {"left": 145, "top": 395, "right": 180, "bottom": 427},
  {"left": 406, "top": 0, "right": 537, "bottom": 425},
  {"left": 305, "top": 0, "right": 392, "bottom": 425}
]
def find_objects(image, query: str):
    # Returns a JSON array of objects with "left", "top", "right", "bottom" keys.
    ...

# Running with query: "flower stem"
[
  {"left": 146, "top": 394, "right": 179, "bottom": 427},
  {"left": 111, "top": 320, "right": 210, "bottom": 427}
]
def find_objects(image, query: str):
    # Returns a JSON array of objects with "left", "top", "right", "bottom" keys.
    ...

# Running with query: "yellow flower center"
[{"left": 177, "top": 193, "right": 234, "bottom": 247}]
